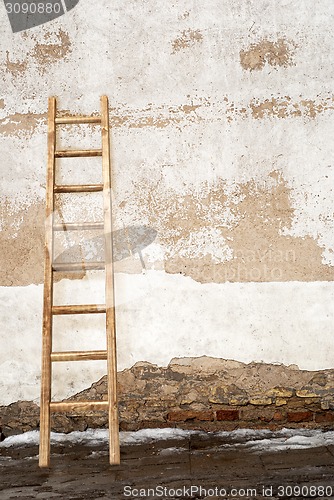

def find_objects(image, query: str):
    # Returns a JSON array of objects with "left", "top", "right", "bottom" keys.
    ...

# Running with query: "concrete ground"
[{"left": 1, "top": 431, "right": 334, "bottom": 499}]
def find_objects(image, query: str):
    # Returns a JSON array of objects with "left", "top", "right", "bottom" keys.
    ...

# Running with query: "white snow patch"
[
  {"left": 0, "top": 428, "right": 194, "bottom": 449},
  {"left": 243, "top": 430, "right": 334, "bottom": 452},
  {"left": 158, "top": 447, "right": 188, "bottom": 456},
  {"left": 1, "top": 428, "right": 334, "bottom": 453},
  {"left": 121, "top": 428, "right": 194, "bottom": 444},
  {"left": 212, "top": 428, "right": 334, "bottom": 453}
]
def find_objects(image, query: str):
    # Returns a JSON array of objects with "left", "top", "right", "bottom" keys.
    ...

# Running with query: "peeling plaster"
[
  {"left": 132, "top": 171, "right": 334, "bottom": 283},
  {"left": 2, "top": 94, "right": 333, "bottom": 140},
  {"left": 249, "top": 96, "right": 334, "bottom": 120},
  {"left": 171, "top": 29, "right": 203, "bottom": 54},
  {"left": 240, "top": 38, "right": 296, "bottom": 71},
  {"left": 31, "top": 29, "right": 72, "bottom": 70},
  {"left": 0, "top": 201, "right": 45, "bottom": 286},
  {"left": 2, "top": 171, "right": 333, "bottom": 287},
  {"left": 4, "top": 29, "right": 72, "bottom": 79},
  {"left": 0, "top": 95, "right": 334, "bottom": 141},
  {"left": 5, "top": 51, "right": 28, "bottom": 77},
  {"left": 0, "top": 112, "right": 47, "bottom": 138}
]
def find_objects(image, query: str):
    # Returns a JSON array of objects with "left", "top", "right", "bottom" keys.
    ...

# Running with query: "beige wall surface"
[{"left": 0, "top": 0, "right": 333, "bottom": 405}]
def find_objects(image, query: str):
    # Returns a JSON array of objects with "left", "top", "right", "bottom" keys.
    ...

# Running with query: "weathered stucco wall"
[{"left": 0, "top": 0, "right": 334, "bottom": 406}]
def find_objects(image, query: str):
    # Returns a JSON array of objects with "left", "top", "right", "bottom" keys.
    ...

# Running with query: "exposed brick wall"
[
  {"left": 163, "top": 404, "right": 334, "bottom": 431},
  {"left": 1, "top": 358, "right": 334, "bottom": 436}
]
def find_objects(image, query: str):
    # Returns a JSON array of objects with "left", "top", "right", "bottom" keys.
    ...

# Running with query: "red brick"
[
  {"left": 287, "top": 411, "right": 313, "bottom": 423},
  {"left": 273, "top": 410, "right": 285, "bottom": 422},
  {"left": 216, "top": 409, "right": 239, "bottom": 421},
  {"left": 168, "top": 410, "right": 214, "bottom": 422},
  {"left": 315, "top": 412, "right": 334, "bottom": 423}
]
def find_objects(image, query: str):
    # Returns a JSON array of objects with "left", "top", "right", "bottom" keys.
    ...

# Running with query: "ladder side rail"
[
  {"left": 101, "top": 95, "right": 120, "bottom": 465},
  {"left": 39, "top": 97, "right": 57, "bottom": 468}
]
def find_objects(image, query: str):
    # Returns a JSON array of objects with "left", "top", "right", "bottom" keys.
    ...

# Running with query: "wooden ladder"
[{"left": 39, "top": 96, "right": 120, "bottom": 468}]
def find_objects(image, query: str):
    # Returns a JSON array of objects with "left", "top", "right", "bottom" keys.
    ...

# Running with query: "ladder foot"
[{"left": 39, "top": 460, "right": 51, "bottom": 468}]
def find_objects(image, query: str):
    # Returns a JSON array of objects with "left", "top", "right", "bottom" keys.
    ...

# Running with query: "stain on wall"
[{"left": 240, "top": 38, "right": 296, "bottom": 71}]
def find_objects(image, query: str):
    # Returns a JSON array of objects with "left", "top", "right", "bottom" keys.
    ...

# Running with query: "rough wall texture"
[
  {"left": 2, "top": 357, "right": 334, "bottom": 437},
  {"left": 0, "top": 1, "right": 334, "bottom": 407}
]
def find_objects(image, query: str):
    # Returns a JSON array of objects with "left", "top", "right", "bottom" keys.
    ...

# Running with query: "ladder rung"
[
  {"left": 54, "top": 184, "right": 103, "bottom": 193},
  {"left": 55, "top": 116, "right": 102, "bottom": 125},
  {"left": 51, "top": 350, "right": 107, "bottom": 362},
  {"left": 52, "top": 262, "right": 105, "bottom": 272},
  {"left": 50, "top": 401, "right": 109, "bottom": 412},
  {"left": 53, "top": 222, "right": 104, "bottom": 231},
  {"left": 55, "top": 149, "right": 102, "bottom": 158},
  {"left": 52, "top": 304, "right": 106, "bottom": 315}
]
